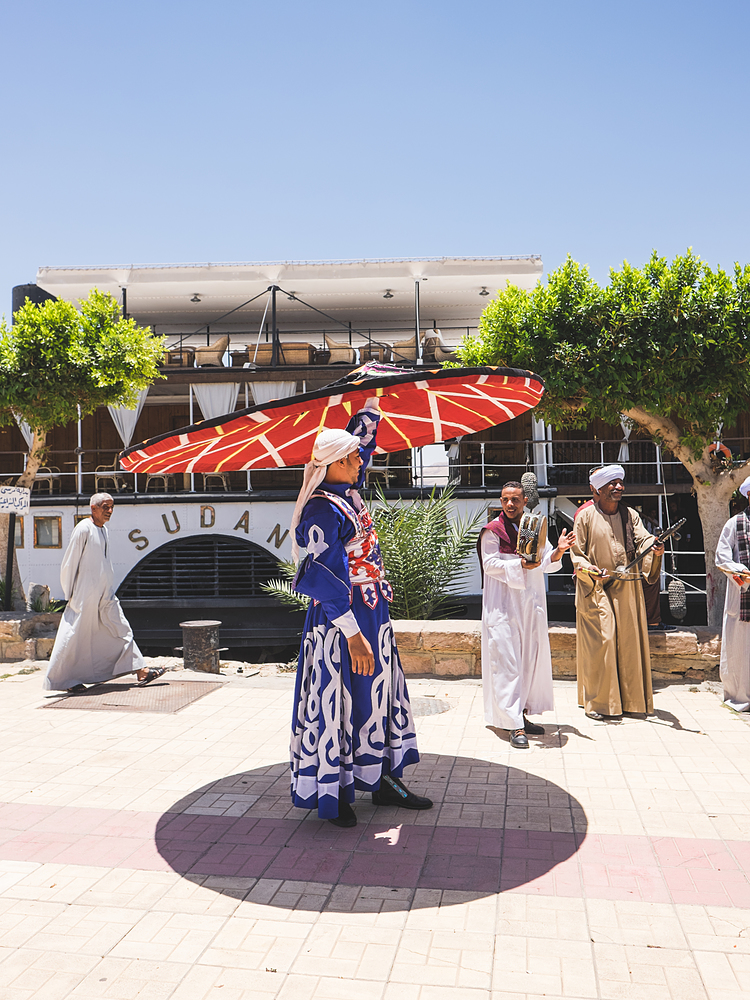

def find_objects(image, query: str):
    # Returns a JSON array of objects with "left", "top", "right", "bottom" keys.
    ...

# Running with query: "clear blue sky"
[{"left": 1, "top": 0, "right": 748, "bottom": 316}]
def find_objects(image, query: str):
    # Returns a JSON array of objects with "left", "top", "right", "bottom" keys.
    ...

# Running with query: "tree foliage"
[
  {"left": 0, "top": 289, "right": 165, "bottom": 434},
  {"left": 455, "top": 249, "right": 750, "bottom": 625},
  {"left": 458, "top": 250, "right": 750, "bottom": 449}
]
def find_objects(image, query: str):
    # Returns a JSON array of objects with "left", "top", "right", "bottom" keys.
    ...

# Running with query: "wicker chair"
[
  {"left": 324, "top": 334, "right": 358, "bottom": 365},
  {"left": 194, "top": 335, "right": 230, "bottom": 367},
  {"left": 145, "top": 473, "right": 175, "bottom": 492},
  {"left": 33, "top": 466, "right": 61, "bottom": 494},
  {"left": 201, "top": 472, "right": 230, "bottom": 492},
  {"left": 94, "top": 465, "right": 125, "bottom": 492}
]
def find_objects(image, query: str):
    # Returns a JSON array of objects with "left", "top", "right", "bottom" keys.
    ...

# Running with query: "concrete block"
[
  {"left": 399, "top": 652, "right": 434, "bottom": 675},
  {"left": 549, "top": 625, "right": 577, "bottom": 652},
  {"left": 420, "top": 621, "right": 481, "bottom": 654},
  {"left": 432, "top": 655, "right": 475, "bottom": 677},
  {"left": 35, "top": 637, "right": 55, "bottom": 659},
  {"left": 648, "top": 630, "right": 699, "bottom": 657},
  {"left": 20, "top": 611, "right": 63, "bottom": 639},
  {"left": 0, "top": 617, "right": 23, "bottom": 641},
  {"left": 28, "top": 584, "right": 50, "bottom": 611},
  {"left": 694, "top": 627, "right": 722, "bottom": 662},
  {"left": 651, "top": 656, "right": 693, "bottom": 674},
  {"left": 2, "top": 641, "right": 27, "bottom": 661},
  {"left": 391, "top": 621, "right": 423, "bottom": 650}
]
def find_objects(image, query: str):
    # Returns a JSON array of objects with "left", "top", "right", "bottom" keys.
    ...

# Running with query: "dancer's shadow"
[{"left": 155, "top": 753, "right": 587, "bottom": 910}]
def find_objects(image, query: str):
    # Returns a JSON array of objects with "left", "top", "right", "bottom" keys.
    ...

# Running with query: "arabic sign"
[{"left": 0, "top": 486, "right": 30, "bottom": 514}]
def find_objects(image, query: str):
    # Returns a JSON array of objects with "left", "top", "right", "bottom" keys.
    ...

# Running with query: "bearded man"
[
  {"left": 571, "top": 465, "right": 664, "bottom": 720},
  {"left": 288, "top": 398, "right": 432, "bottom": 827}
]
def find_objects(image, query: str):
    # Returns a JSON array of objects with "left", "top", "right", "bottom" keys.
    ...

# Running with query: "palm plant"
[
  {"left": 260, "top": 559, "right": 310, "bottom": 612},
  {"left": 370, "top": 485, "right": 485, "bottom": 620},
  {"left": 260, "top": 488, "right": 485, "bottom": 621}
]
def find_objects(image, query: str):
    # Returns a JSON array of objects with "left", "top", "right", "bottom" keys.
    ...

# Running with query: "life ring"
[{"left": 709, "top": 443, "right": 732, "bottom": 461}]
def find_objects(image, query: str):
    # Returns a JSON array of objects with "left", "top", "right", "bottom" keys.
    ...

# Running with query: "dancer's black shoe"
[
  {"left": 328, "top": 795, "right": 357, "bottom": 828},
  {"left": 372, "top": 774, "right": 433, "bottom": 810}
]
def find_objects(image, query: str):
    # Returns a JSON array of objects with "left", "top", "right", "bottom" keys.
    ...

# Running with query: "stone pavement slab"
[{"left": 0, "top": 667, "right": 750, "bottom": 997}]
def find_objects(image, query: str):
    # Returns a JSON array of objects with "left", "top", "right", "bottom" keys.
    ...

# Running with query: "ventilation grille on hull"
[{"left": 117, "top": 534, "right": 280, "bottom": 599}]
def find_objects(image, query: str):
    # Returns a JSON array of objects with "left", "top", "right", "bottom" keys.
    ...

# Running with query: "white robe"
[
  {"left": 480, "top": 532, "right": 562, "bottom": 730},
  {"left": 715, "top": 516, "right": 750, "bottom": 712},
  {"left": 44, "top": 519, "right": 145, "bottom": 691}
]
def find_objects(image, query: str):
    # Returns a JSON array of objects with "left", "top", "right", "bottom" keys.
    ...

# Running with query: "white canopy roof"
[{"left": 36, "top": 255, "right": 543, "bottom": 336}]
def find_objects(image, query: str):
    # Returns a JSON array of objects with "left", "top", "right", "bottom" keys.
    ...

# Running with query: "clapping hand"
[{"left": 556, "top": 528, "right": 576, "bottom": 553}]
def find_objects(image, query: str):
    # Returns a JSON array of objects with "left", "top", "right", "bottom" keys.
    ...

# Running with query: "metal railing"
[{"left": 163, "top": 324, "right": 473, "bottom": 368}]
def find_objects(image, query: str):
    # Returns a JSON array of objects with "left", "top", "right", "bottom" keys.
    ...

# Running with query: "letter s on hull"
[{"left": 128, "top": 529, "right": 149, "bottom": 551}]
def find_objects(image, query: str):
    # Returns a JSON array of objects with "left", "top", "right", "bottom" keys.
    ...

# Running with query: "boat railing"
[{"left": 162, "top": 323, "right": 473, "bottom": 368}]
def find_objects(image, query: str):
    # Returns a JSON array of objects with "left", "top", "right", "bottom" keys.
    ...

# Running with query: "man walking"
[
  {"left": 479, "top": 481, "right": 575, "bottom": 748},
  {"left": 44, "top": 493, "right": 163, "bottom": 692}
]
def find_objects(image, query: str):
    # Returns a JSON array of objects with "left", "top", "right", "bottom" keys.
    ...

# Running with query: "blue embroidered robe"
[{"left": 290, "top": 407, "right": 419, "bottom": 818}]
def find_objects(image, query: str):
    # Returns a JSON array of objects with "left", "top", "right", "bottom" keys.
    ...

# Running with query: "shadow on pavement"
[{"left": 155, "top": 753, "right": 587, "bottom": 909}]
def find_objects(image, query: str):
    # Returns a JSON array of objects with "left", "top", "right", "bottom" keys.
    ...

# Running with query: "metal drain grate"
[
  {"left": 410, "top": 697, "right": 453, "bottom": 717},
  {"left": 42, "top": 677, "right": 225, "bottom": 714}
]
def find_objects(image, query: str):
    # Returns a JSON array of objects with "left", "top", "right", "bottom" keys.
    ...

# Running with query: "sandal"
[{"left": 138, "top": 667, "right": 167, "bottom": 686}]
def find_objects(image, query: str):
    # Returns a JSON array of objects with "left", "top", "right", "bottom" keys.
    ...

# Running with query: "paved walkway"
[{"left": 1, "top": 665, "right": 749, "bottom": 999}]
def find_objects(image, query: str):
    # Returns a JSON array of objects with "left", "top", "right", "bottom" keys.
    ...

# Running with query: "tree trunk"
[
  {"left": 0, "top": 429, "right": 47, "bottom": 612},
  {"left": 694, "top": 480, "right": 735, "bottom": 628},
  {"left": 15, "top": 429, "right": 47, "bottom": 490}
]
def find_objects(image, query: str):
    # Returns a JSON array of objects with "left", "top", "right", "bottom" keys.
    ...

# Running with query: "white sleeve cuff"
[{"left": 331, "top": 611, "right": 360, "bottom": 638}]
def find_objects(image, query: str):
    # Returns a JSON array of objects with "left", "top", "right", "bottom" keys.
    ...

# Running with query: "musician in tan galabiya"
[
  {"left": 571, "top": 465, "right": 664, "bottom": 721},
  {"left": 479, "top": 481, "right": 575, "bottom": 749}
]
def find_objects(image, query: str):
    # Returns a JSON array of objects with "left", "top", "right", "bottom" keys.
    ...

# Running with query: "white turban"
[
  {"left": 290, "top": 427, "right": 361, "bottom": 563},
  {"left": 589, "top": 464, "right": 625, "bottom": 491},
  {"left": 739, "top": 476, "right": 750, "bottom": 499}
]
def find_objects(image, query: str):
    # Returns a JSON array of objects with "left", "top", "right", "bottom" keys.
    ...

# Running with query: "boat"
[{"left": 2, "top": 253, "right": 711, "bottom": 650}]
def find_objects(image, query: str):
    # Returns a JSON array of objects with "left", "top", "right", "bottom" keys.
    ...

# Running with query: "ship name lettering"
[
  {"left": 162, "top": 511, "right": 181, "bottom": 534},
  {"left": 200, "top": 505, "right": 215, "bottom": 528},
  {"left": 128, "top": 528, "right": 149, "bottom": 551},
  {"left": 267, "top": 524, "right": 289, "bottom": 549},
  {"left": 233, "top": 511, "right": 249, "bottom": 534}
]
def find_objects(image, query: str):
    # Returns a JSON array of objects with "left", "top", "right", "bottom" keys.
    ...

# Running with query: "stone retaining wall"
[
  {"left": 0, "top": 612, "right": 723, "bottom": 684},
  {"left": 0, "top": 612, "right": 62, "bottom": 661},
  {"left": 391, "top": 620, "right": 722, "bottom": 683}
]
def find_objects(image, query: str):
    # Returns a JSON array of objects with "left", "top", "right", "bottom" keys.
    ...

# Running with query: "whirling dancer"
[
  {"left": 715, "top": 475, "right": 750, "bottom": 711},
  {"left": 289, "top": 397, "right": 432, "bottom": 827}
]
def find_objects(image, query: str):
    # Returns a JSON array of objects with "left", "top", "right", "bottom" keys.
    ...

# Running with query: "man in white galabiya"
[
  {"left": 715, "top": 475, "right": 750, "bottom": 712},
  {"left": 44, "top": 494, "right": 164, "bottom": 693},
  {"left": 289, "top": 398, "right": 433, "bottom": 828}
]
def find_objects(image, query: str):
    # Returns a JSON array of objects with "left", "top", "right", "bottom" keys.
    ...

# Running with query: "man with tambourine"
[{"left": 479, "top": 481, "right": 576, "bottom": 749}]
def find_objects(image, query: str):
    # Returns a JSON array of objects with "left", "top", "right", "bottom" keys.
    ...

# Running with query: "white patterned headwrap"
[
  {"left": 739, "top": 476, "right": 750, "bottom": 499},
  {"left": 589, "top": 464, "right": 626, "bottom": 491},
  {"left": 290, "top": 427, "right": 361, "bottom": 564}
]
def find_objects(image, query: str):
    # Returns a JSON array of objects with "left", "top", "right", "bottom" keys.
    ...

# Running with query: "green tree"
[
  {"left": 0, "top": 290, "right": 165, "bottom": 604},
  {"left": 456, "top": 250, "right": 750, "bottom": 627}
]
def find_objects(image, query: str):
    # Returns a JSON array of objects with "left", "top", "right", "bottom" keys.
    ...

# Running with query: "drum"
[{"left": 516, "top": 511, "right": 547, "bottom": 562}]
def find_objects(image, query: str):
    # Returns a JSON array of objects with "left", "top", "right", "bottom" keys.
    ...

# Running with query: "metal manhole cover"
[
  {"left": 410, "top": 697, "right": 454, "bottom": 717},
  {"left": 42, "top": 677, "right": 225, "bottom": 714}
]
